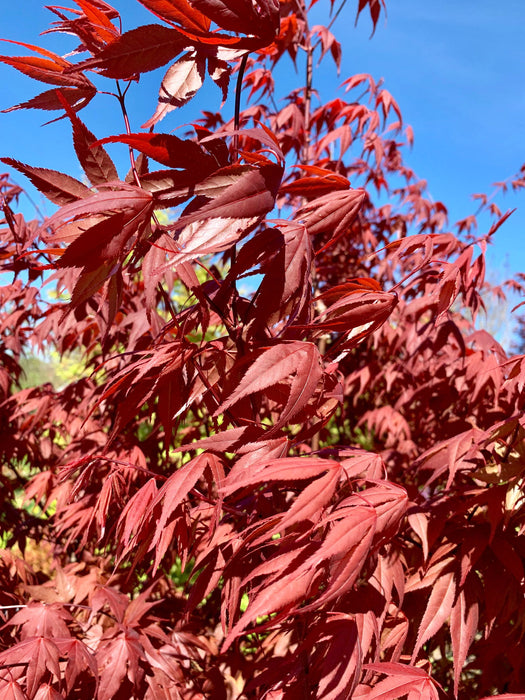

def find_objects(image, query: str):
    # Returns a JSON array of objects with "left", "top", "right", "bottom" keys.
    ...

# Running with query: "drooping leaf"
[{"left": 151, "top": 453, "right": 220, "bottom": 570}]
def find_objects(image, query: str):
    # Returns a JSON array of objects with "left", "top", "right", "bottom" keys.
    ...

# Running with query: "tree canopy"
[{"left": 1, "top": 1, "right": 525, "bottom": 698}]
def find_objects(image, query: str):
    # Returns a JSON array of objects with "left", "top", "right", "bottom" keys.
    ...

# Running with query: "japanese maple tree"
[{"left": 1, "top": 0, "right": 525, "bottom": 698}]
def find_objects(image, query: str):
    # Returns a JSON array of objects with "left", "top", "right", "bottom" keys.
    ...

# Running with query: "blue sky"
[{"left": 1, "top": 0, "right": 524, "bottom": 338}]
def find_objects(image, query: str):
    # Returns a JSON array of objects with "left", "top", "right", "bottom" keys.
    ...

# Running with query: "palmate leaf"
[
  {"left": 223, "top": 503, "right": 376, "bottom": 649},
  {"left": 450, "top": 588, "right": 479, "bottom": 698},
  {"left": 309, "top": 278, "right": 398, "bottom": 352},
  {"left": 69, "top": 24, "right": 187, "bottom": 79},
  {"left": 54, "top": 638, "right": 98, "bottom": 696},
  {"left": 73, "top": 0, "right": 120, "bottom": 45},
  {"left": 355, "top": 0, "right": 387, "bottom": 34},
  {"left": 151, "top": 161, "right": 283, "bottom": 264},
  {"left": 222, "top": 565, "right": 316, "bottom": 651},
  {"left": 0, "top": 681, "right": 26, "bottom": 700},
  {"left": 57, "top": 212, "right": 132, "bottom": 269},
  {"left": 300, "top": 505, "right": 377, "bottom": 609},
  {"left": 2, "top": 85, "right": 96, "bottom": 114},
  {"left": 244, "top": 220, "right": 312, "bottom": 331},
  {"left": 297, "top": 187, "right": 366, "bottom": 252},
  {"left": 0, "top": 637, "right": 61, "bottom": 698},
  {"left": 275, "top": 464, "right": 342, "bottom": 533},
  {"left": 42, "top": 183, "right": 153, "bottom": 232},
  {"left": 300, "top": 615, "right": 361, "bottom": 700},
  {"left": 7, "top": 602, "right": 72, "bottom": 639},
  {"left": 97, "top": 633, "right": 142, "bottom": 700},
  {"left": 223, "top": 456, "right": 342, "bottom": 493},
  {"left": 215, "top": 341, "right": 323, "bottom": 433},
  {"left": 280, "top": 164, "right": 350, "bottom": 199},
  {"left": 150, "top": 452, "right": 222, "bottom": 570}
]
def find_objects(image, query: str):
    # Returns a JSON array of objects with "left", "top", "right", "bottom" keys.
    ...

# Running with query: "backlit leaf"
[{"left": 142, "top": 53, "right": 206, "bottom": 128}]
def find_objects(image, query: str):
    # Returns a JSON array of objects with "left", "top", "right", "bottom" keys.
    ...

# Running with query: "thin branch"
[{"left": 234, "top": 53, "right": 249, "bottom": 159}]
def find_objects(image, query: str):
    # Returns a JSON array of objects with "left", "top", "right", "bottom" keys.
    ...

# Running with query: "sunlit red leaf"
[
  {"left": 0, "top": 637, "right": 61, "bottom": 699},
  {"left": 280, "top": 165, "right": 350, "bottom": 199},
  {"left": 7, "top": 602, "right": 72, "bottom": 639},
  {"left": 363, "top": 662, "right": 441, "bottom": 700},
  {"left": 0, "top": 40, "right": 90, "bottom": 87},
  {"left": 97, "top": 633, "right": 142, "bottom": 700},
  {"left": 43, "top": 183, "right": 153, "bottom": 232},
  {"left": 137, "top": 0, "right": 211, "bottom": 33},
  {"left": 301, "top": 615, "right": 361, "bottom": 699}
]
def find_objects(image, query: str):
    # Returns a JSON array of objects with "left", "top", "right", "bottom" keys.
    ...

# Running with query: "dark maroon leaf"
[{"left": 70, "top": 24, "right": 187, "bottom": 78}]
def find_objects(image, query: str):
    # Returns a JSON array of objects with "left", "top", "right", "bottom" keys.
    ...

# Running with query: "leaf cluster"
[{"left": 1, "top": 1, "right": 525, "bottom": 698}]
